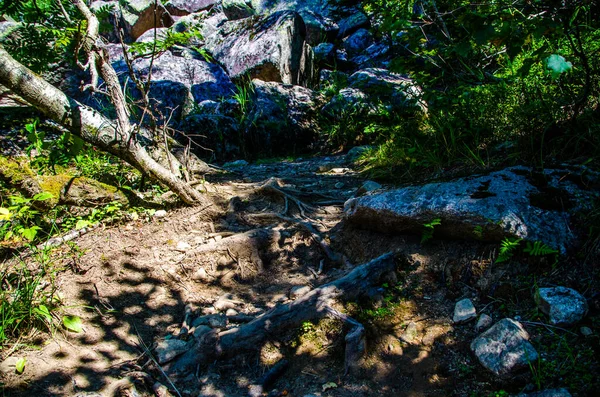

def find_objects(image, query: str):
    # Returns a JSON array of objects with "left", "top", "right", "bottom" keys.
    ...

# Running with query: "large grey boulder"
[
  {"left": 249, "top": 0, "right": 365, "bottom": 41},
  {"left": 128, "top": 50, "right": 235, "bottom": 121},
  {"left": 343, "top": 28, "right": 374, "bottom": 56},
  {"left": 470, "top": 318, "right": 538, "bottom": 376},
  {"left": 344, "top": 166, "right": 599, "bottom": 254},
  {"left": 535, "top": 287, "right": 588, "bottom": 326},
  {"left": 348, "top": 68, "right": 422, "bottom": 110},
  {"left": 203, "top": 11, "right": 316, "bottom": 87},
  {"left": 120, "top": 0, "right": 173, "bottom": 42},
  {"left": 222, "top": 0, "right": 256, "bottom": 20},
  {"left": 165, "top": 0, "right": 218, "bottom": 16},
  {"left": 244, "top": 80, "right": 323, "bottom": 156}
]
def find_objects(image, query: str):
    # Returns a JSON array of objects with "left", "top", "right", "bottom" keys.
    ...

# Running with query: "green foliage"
[
  {"left": 496, "top": 237, "right": 522, "bottom": 263},
  {"left": 0, "top": 193, "right": 54, "bottom": 244},
  {"left": 357, "top": 0, "right": 600, "bottom": 176},
  {"left": 0, "top": 253, "right": 60, "bottom": 347},
  {"left": 128, "top": 27, "right": 204, "bottom": 58},
  {"left": 25, "top": 119, "right": 84, "bottom": 173},
  {"left": 421, "top": 218, "right": 441, "bottom": 243},
  {"left": 15, "top": 357, "right": 26, "bottom": 374},
  {"left": 0, "top": 0, "right": 80, "bottom": 72},
  {"left": 62, "top": 315, "right": 82, "bottom": 333},
  {"left": 523, "top": 241, "right": 558, "bottom": 257}
]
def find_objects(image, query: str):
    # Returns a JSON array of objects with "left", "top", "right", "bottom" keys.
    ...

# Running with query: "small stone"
[
  {"left": 331, "top": 167, "right": 349, "bottom": 174},
  {"left": 202, "top": 306, "right": 217, "bottom": 315},
  {"left": 334, "top": 182, "right": 345, "bottom": 189},
  {"left": 155, "top": 339, "right": 189, "bottom": 364},
  {"left": 470, "top": 318, "right": 538, "bottom": 376},
  {"left": 453, "top": 298, "right": 477, "bottom": 324},
  {"left": 193, "top": 325, "right": 212, "bottom": 339},
  {"left": 225, "top": 308, "right": 238, "bottom": 316},
  {"left": 153, "top": 209, "right": 167, "bottom": 218},
  {"left": 192, "top": 267, "right": 208, "bottom": 282},
  {"left": 175, "top": 241, "right": 191, "bottom": 252},
  {"left": 289, "top": 285, "right": 311, "bottom": 299},
  {"left": 475, "top": 314, "right": 493, "bottom": 332},
  {"left": 580, "top": 326, "right": 593, "bottom": 337},
  {"left": 400, "top": 322, "right": 419, "bottom": 344},
  {"left": 318, "top": 164, "right": 334, "bottom": 173},
  {"left": 535, "top": 287, "right": 588, "bottom": 326},
  {"left": 356, "top": 180, "right": 382, "bottom": 196}
]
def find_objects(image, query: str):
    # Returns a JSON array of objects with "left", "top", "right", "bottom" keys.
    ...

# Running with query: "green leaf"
[
  {"left": 33, "top": 192, "right": 54, "bottom": 201},
  {"left": 75, "top": 220, "right": 92, "bottom": 230},
  {"left": 34, "top": 305, "right": 52, "bottom": 321},
  {"left": 62, "top": 315, "right": 83, "bottom": 333},
  {"left": 0, "top": 207, "right": 11, "bottom": 221},
  {"left": 15, "top": 357, "right": 26, "bottom": 374},
  {"left": 545, "top": 54, "right": 572, "bottom": 78},
  {"left": 20, "top": 226, "right": 40, "bottom": 241}
]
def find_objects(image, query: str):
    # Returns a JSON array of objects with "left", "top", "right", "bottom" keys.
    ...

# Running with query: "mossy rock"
[{"left": 40, "top": 175, "right": 128, "bottom": 207}]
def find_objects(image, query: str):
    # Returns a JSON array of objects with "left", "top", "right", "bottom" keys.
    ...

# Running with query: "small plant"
[
  {"left": 523, "top": 241, "right": 558, "bottom": 256},
  {"left": 0, "top": 193, "right": 54, "bottom": 245},
  {"left": 421, "top": 218, "right": 441, "bottom": 243},
  {"left": 496, "top": 237, "right": 522, "bottom": 263}
]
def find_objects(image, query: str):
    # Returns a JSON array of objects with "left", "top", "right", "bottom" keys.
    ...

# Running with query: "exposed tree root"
[
  {"left": 188, "top": 228, "right": 280, "bottom": 282},
  {"left": 165, "top": 253, "right": 397, "bottom": 376}
]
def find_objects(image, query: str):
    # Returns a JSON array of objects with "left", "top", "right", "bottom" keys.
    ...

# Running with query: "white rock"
[
  {"left": 470, "top": 318, "right": 538, "bottom": 376},
  {"left": 193, "top": 267, "right": 208, "bottom": 282},
  {"left": 453, "top": 298, "right": 477, "bottom": 324},
  {"left": 226, "top": 308, "right": 238, "bottom": 316},
  {"left": 535, "top": 287, "right": 588, "bottom": 326},
  {"left": 153, "top": 209, "right": 167, "bottom": 218},
  {"left": 175, "top": 241, "right": 191, "bottom": 252}
]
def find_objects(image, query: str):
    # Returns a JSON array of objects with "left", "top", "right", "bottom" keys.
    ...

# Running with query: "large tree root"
[
  {"left": 188, "top": 228, "right": 280, "bottom": 282},
  {"left": 165, "top": 253, "right": 397, "bottom": 376}
]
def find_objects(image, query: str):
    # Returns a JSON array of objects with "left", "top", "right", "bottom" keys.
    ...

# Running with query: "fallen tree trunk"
[{"left": 166, "top": 252, "right": 397, "bottom": 375}]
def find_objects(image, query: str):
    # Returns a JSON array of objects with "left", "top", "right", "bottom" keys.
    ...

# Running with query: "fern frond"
[{"left": 523, "top": 241, "right": 558, "bottom": 256}]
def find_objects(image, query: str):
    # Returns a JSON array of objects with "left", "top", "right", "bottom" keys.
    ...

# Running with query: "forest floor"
[{"left": 1, "top": 154, "right": 599, "bottom": 397}]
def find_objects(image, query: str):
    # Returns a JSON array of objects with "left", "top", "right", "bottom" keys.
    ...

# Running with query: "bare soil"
[{"left": 1, "top": 155, "right": 599, "bottom": 397}]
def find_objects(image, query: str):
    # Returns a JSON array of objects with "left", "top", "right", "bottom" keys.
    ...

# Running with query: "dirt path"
[{"left": 1, "top": 155, "right": 598, "bottom": 397}]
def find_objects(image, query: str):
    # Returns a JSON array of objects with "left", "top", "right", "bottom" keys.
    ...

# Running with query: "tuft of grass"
[{"left": 0, "top": 249, "right": 60, "bottom": 351}]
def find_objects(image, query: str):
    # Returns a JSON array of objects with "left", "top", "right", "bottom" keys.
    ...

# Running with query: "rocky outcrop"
[
  {"left": 535, "top": 287, "right": 588, "bottom": 326},
  {"left": 348, "top": 68, "right": 423, "bottom": 110},
  {"left": 203, "top": 11, "right": 316, "bottom": 87},
  {"left": 222, "top": 0, "right": 256, "bottom": 20},
  {"left": 471, "top": 318, "right": 538, "bottom": 376},
  {"left": 165, "top": 0, "right": 218, "bottom": 16},
  {"left": 244, "top": 80, "right": 323, "bottom": 157},
  {"left": 120, "top": 0, "right": 173, "bottom": 41},
  {"left": 344, "top": 166, "right": 599, "bottom": 254}
]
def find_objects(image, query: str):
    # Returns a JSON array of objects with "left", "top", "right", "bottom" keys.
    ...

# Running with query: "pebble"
[
  {"left": 400, "top": 322, "right": 419, "bottom": 344},
  {"left": 475, "top": 314, "right": 493, "bottom": 332},
  {"left": 225, "top": 308, "right": 238, "bottom": 316},
  {"left": 580, "top": 326, "right": 593, "bottom": 337},
  {"left": 334, "top": 182, "right": 345, "bottom": 189},
  {"left": 175, "top": 241, "right": 191, "bottom": 252},
  {"left": 192, "top": 267, "right": 208, "bottom": 282},
  {"left": 153, "top": 209, "right": 167, "bottom": 218},
  {"left": 453, "top": 298, "right": 477, "bottom": 324}
]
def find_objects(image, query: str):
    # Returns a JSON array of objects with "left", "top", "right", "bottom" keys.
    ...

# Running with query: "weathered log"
[{"left": 166, "top": 252, "right": 396, "bottom": 375}]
